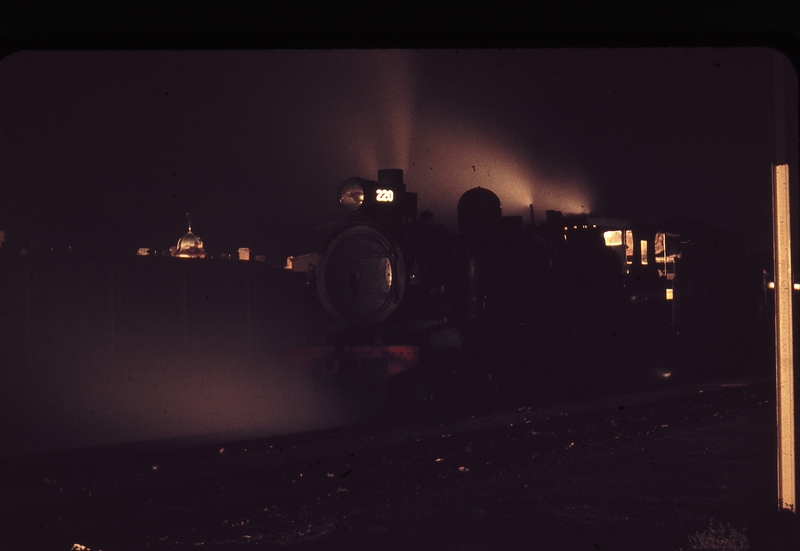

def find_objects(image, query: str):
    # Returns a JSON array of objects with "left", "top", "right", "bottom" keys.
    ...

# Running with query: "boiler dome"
[{"left": 457, "top": 187, "right": 502, "bottom": 236}]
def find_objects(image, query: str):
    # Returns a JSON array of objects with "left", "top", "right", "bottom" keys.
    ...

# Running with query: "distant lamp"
[{"left": 768, "top": 282, "right": 800, "bottom": 291}]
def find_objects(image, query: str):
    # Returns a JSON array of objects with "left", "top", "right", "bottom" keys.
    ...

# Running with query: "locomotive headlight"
[{"left": 338, "top": 178, "right": 366, "bottom": 213}]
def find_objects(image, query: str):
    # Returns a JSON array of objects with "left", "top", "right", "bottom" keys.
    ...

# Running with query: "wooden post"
[{"left": 773, "top": 163, "right": 795, "bottom": 512}]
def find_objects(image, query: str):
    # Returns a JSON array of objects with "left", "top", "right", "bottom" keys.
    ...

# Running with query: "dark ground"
[{"left": 1, "top": 369, "right": 798, "bottom": 551}]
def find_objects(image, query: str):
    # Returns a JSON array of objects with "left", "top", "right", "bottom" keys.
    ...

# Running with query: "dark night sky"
[{"left": 0, "top": 48, "right": 797, "bottom": 262}]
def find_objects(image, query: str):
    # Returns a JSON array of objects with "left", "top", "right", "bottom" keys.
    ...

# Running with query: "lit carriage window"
[
  {"left": 665, "top": 288, "right": 674, "bottom": 300},
  {"left": 625, "top": 230, "right": 633, "bottom": 264},
  {"left": 603, "top": 230, "right": 622, "bottom": 247},
  {"left": 654, "top": 232, "right": 665, "bottom": 256},
  {"left": 640, "top": 240, "right": 648, "bottom": 265}
]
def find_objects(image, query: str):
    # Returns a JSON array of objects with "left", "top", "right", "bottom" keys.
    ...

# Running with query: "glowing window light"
[
  {"left": 603, "top": 230, "right": 623, "bottom": 247},
  {"left": 654, "top": 232, "right": 666, "bottom": 256},
  {"left": 625, "top": 230, "right": 633, "bottom": 264},
  {"left": 640, "top": 240, "right": 648, "bottom": 265},
  {"left": 238, "top": 248, "right": 250, "bottom": 261},
  {"left": 655, "top": 257, "right": 674, "bottom": 263},
  {"left": 665, "top": 288, "right": 673, "bottom": 300}
]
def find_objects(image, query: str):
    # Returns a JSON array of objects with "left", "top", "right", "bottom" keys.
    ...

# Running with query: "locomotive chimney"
[
  {"left": 545, "top": 209, "right": 563, "bottom": 226},
  {"left": 378, "top": 168, "right": 404, "bottom": 193},
  {"left": 545, "top": 209, "right": 565, "bottom": 241},
  {"left": 378, "top": 168, "right": 417, "bottom": 222}
]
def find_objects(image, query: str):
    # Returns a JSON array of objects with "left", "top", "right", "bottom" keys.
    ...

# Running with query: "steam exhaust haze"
[
  {"left": 0, "top": 260, "right": 368, "bottom": 458},
  {"left": 320, "top": 51, "right": 594, "bottom": 224},
  {"left": 2, "top": 349, "right": 361, "bottom": 457}
]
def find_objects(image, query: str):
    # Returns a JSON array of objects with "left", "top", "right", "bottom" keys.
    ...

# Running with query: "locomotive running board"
[{"left": 286, "top": 345, "right": 419, "bottom": 377}]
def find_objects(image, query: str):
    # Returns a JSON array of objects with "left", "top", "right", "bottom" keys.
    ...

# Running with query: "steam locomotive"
[{"left": 287, "top": 169, "right": 768, "bottom": 408}]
